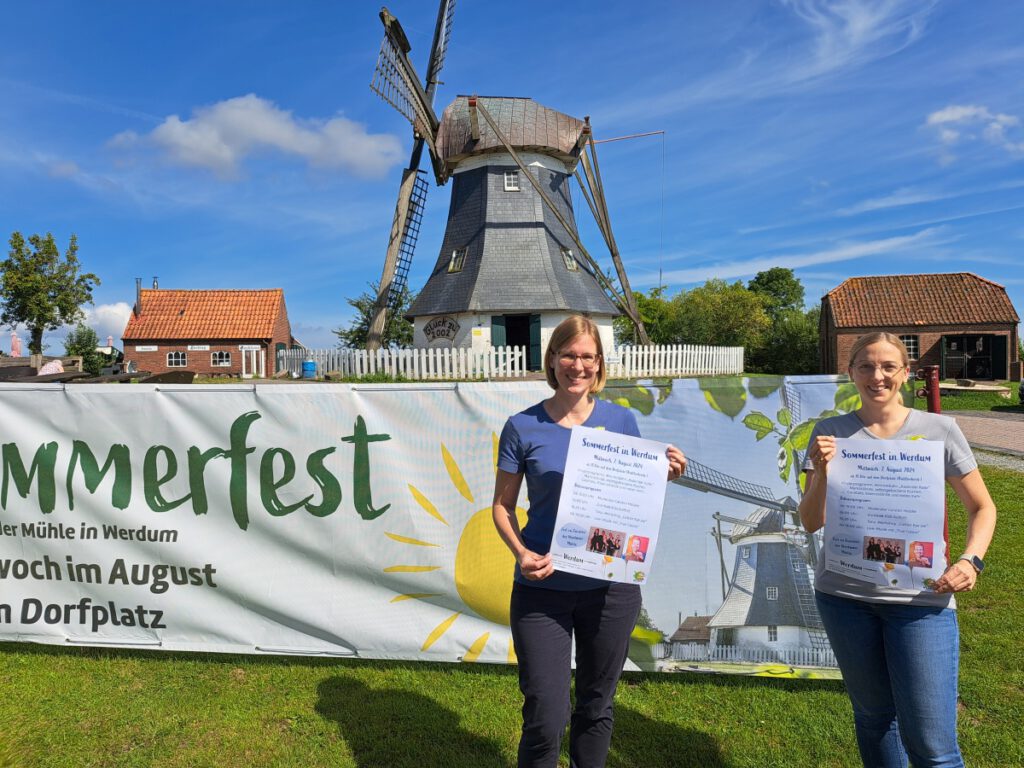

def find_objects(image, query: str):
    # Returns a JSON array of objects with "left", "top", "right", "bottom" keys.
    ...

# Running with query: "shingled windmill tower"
[{"left": 367, "top": 4, "right": 648, "bottom": 363}]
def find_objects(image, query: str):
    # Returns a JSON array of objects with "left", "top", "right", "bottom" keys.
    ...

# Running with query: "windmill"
[
  {"left": 366, "top": 2, "right": 650, "bottom": 355},
  {"left": 673, "top": 458, "right": 830, "bottom": 655}
]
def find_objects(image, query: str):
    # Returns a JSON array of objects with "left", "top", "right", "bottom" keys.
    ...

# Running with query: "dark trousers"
[{"left": 510, "top": 581, "right": 641, "bottom": 768}]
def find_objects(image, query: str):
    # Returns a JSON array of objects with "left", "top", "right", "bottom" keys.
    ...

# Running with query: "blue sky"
[{"left": 2, "top": 0, "right": 1022, "bottom": 352}]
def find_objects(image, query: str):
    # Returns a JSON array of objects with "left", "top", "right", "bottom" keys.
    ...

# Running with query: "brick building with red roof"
[
  {"left": 820, "top": 273, "right": 1020, "bottom": 380},
  {"left": 122, "top": 283, "right": 296, "bottom": 377}
]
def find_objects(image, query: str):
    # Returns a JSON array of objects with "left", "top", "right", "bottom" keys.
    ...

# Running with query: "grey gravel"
[{"left": 974, "top": 449, "right": 1024, "bottom": 473}]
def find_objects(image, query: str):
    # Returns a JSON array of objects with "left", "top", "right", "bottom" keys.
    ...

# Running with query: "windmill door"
[{"left": 492, "top": 314, "right": 541, "bottom": 370}]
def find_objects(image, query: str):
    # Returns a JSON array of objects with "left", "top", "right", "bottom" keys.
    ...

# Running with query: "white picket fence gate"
[{"left": 278, "top": 343, "right": 744, "bottom": 381}]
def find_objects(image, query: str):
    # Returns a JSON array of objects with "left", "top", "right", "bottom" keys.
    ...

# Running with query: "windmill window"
[
  {"left": 899, "top": 335, "right": 920, "bottom": 360},
  {"left": 448, "top": 247, "right": 467, "bottom": 273},
  {"left": 211, "top": 351, "right": 232, "bottom": 367},
  {"left": 561, "top": 248, "right": 578, "bottom": 272},
  {"left": 741, "top": 546, "right": 751, "bottom": 559},
  {"left": 766, "top": 586, "right": 779, "bottom": 601},
  {"left": 504, "top": 171, "right": 519, "bottom": 191},
  {"left": 167, "top": 351, "right": 187, "bottom": 368},
  {"left": 768, "top": 625, "right": 778, "bottom": 642}
]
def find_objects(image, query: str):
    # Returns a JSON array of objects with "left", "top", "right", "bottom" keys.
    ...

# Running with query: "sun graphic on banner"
[{"left": 383, "top": 434, "right": 527, "bottom": 663}]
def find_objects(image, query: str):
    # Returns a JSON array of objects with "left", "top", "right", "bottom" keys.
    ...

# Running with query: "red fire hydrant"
[{"left": 915, "top": 365, "right": 941, "bottom": 413}]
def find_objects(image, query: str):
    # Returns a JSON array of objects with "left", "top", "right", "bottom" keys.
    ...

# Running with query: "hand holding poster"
[
  {"left": 824, "top": 437, "right": 946, "bottom": 590},
  {"left": 549, "top": 426, "right": 669, "bottom": 583}
]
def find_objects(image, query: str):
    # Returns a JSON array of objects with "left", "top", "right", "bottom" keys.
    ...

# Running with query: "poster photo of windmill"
[{"left": 605, "top": 374, "right": 869, "bottom": 678}]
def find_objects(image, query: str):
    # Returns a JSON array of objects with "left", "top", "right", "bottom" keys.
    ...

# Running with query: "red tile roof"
[
  {"left": 825, "top": 273, "right": 1019, "bottom": 328},
  {"left": 123, "top": 289, "right": 287, "bottom": 340}
]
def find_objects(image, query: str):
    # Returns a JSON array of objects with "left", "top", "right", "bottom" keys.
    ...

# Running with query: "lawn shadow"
[
  {"left": 609, "top": 702, "right": 726, "bottom": 768},
  {"left": 316, "top": 675, "right": 511, "bottom": 768}
]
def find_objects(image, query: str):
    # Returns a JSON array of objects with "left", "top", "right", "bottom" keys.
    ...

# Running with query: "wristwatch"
[{"left": 958, "top": 554, "right": 985, "bottom": 574}]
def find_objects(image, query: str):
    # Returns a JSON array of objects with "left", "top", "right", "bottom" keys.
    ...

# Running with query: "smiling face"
[
  {"left": 849, "top": 340, "right": 909, "bottom": 408},
  {"left": 551, "top": 333, "right": 601, "bottom": 395}
]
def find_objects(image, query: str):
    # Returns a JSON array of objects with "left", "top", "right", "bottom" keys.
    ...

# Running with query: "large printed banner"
[{"left": 0, "top": 377, "right": 859, "bottom": 676}]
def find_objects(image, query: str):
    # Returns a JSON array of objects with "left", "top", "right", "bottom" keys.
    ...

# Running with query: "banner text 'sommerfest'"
[{"left": 0, "top": 378, "right": 852, "bottom": 677}]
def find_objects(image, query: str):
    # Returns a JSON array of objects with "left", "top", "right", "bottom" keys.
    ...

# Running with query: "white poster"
[
  {"left": 824, "top": 437, "right": 946, "bottom": 589},
  {"left": 549, "top": 427, "right": 669, "bottom": 584}
]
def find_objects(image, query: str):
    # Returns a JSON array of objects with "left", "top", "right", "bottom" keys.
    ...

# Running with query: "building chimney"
[
  {"left": 135, "top": 277, "right": 142, "bottom": 317},
  {"left": 152, "top": 276, "right": 159, "bottom": 289}
]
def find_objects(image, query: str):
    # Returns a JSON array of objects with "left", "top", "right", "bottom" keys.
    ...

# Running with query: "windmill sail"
[{"left": 366, "top": 2, "right": 455, "bottom": 350}]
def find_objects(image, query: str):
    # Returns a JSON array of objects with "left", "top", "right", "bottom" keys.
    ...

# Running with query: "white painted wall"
[{"left": 414, "top": 312, "right": 617, "bottom": 364}]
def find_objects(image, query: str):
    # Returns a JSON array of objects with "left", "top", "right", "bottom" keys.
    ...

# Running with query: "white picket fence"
[
  {"left": 278, "top": 343, "right": 744, "bottom": 381},
  {"left": 606, "top": 344, "right": 744, "bottom": 379},
  {"left": 278, "top": 345, "right": 529, "bottom": 380},
  {"left": 671, "top": 642, "right": 837, "bottom": 668}
]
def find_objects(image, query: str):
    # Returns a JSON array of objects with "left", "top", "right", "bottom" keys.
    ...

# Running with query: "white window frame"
[
  {"left": 211, "top": 351, "right": 232, "bottom": 367},
  {"left": 899, "top": 334, "right": 920, "bottom": 360},
  {"left": 167, "top": 351, "right": 187, "bottom": 368},
  {"left": 767, "top": 625, "right": 778, "bottom": 642},
  {"left": 448, "top": 247, "right": 467, "bottom": 273},
  {"left": 504, "top": 170, "right": 519, "bottom": 191},
  {"left": 741, "top": 546, "right": 751, "bottom": 559},
  {"left": 560, "top": 247, "right": 578, "bottom": 271},
  {"left": 766, "top": 586, "right": 779, "bottom": 601}
]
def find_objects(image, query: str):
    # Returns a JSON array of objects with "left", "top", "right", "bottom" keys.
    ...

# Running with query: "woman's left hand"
[
  {"left": 932, "top": 559, "right": 978, "bottom": 594},
  {"left": 666, "top": 445, "right": 687, "bottom": 481}
]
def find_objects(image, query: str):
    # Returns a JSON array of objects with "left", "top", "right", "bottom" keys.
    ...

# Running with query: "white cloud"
[
  {"left": 925, "top": 103, "right": 1024, "bottom": 159},
  {"left": 643, "top": 227, "right": 948, "bottom": 286},
  {"left": 85, "top": 302, "right": 134, "bottom": 347},
  {"left": 110, "top": 94, "right": 403, "bottom": 179}
]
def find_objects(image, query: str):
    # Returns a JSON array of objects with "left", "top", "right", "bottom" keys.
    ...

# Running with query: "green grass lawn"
[
  {"left": 913, "top": 380, "right": 1023, "bottom": 413},
  {"left": 2, "top": 465, "right": 1021, "bottom": 768}
]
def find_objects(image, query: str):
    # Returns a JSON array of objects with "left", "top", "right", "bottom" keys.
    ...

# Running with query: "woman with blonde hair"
[
  {"left": 492, "top": 315, "right": 686, "bottom": 767},
  {"left": 800, "top": 332, "right": 996, "bottom": 768}
]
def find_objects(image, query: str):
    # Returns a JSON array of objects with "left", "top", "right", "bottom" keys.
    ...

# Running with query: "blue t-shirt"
[{"left": 497, "top": 397, "right": 641, "bottom": 590}]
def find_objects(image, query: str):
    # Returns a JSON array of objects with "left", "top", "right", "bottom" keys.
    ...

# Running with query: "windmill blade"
[
  {"left": 674, "top": 458, "right": 798, "bottom": 513},
  {"left": 370, "top": 8, "right": 441, "bottom": 158},
  {"left": 366, "top": 3, "right": 453, "bottom": 350},
  {"left": 425, "top": 0, "right": 456, "bottom": 88}
]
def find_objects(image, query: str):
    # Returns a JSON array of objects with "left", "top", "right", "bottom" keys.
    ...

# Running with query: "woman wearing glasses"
[
  {"left": 492, "top": 315, "right": 686, "bottom": 767},
  {"left": 799, "top": 332, "right": 996, "bottom": 768}
]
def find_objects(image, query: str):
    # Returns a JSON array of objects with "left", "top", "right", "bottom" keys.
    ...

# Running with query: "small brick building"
[
  {"left": 122, "top": 286, "right": 295, "bottom": 378},
  {"left": 820, "top": 273, "right": 1020, "bottom": 380}
]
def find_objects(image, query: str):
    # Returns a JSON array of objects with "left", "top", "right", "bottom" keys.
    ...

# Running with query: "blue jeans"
[{"left": 815, "top": 590, "right": 964, "bottom": 768}]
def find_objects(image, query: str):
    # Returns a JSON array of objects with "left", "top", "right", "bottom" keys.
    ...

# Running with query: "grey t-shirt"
[{"left": 803, "top": 409, "right": 977, "bottom": 608}]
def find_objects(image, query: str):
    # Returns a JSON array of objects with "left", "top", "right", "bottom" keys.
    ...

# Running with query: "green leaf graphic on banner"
[
  {"left": 777, "top": 408, "right": 791, "bottom": 427},
  {"left": 747, "top": 377, "right": 783, "bottom": 399},
  {"left": 789, "top": 420, "right": 815, "bottom": 450},
  {"left": 834, "top": 382, "right": 861, "bottom": 412},
  {"left": 601, "top": 386, "right": 654, "bottom": 416},
  {"left": 700, "top": 378, "right": 746, "bottom": 418},
  {"left": 742, "top": 412, "right": 775, "bottom": 441}
]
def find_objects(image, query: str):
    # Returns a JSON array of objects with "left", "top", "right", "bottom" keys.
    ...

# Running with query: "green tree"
[
  {"left": 334, "top": 282, "right": 415, "bottom": 349},
  {"left": 1, "top": 232, "right": 99, "bottom": 354},
  {"left": 672, "top": 279, "right": 771, "bottom": 348},
  {"left": 748, "top": 306, "right": 821, "bottom": 374},
  {"left": 747, "top": 267, "right": 805, "bottom": 319},
  {"left": 64, "top": 323, "right": 103, "bottom": 375},
  {"left": 613, "top": 286, "right": 682, "bottom": 345}
]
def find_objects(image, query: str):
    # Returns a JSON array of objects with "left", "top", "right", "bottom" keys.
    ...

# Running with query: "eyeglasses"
[
  {"left": 557, "top": 352, "right": 601, "bottom": 369},
  {"left": 853, "top": 363, "right": 905, "bottom": 377}
]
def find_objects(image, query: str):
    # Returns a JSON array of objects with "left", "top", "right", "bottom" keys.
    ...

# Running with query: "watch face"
[{"left": 971, "top": 555, "right": 985, "bottom": 572}]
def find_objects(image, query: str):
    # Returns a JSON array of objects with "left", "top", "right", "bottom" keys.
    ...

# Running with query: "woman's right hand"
[
  {"left": 808, "top": 436, "right": 837, "bottom": 473},
  {"left": 519, "top": 550, "right": 554, "bottom": 581}
]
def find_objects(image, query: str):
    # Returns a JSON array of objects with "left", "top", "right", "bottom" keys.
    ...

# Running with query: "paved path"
[{"left": 945, "top": 410, "right": 1024, "bottom": 472}]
